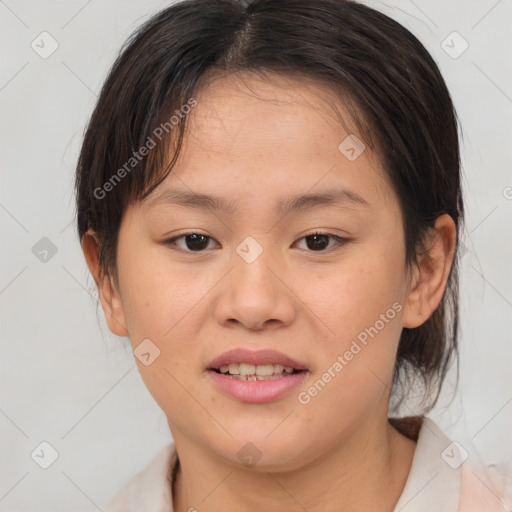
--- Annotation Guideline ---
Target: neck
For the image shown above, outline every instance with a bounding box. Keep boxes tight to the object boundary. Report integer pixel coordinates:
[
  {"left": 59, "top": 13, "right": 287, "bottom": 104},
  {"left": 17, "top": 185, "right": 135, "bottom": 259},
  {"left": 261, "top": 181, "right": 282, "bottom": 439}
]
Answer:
[{"left": 171, "top": 416, "right": 418, "bottom": 512}]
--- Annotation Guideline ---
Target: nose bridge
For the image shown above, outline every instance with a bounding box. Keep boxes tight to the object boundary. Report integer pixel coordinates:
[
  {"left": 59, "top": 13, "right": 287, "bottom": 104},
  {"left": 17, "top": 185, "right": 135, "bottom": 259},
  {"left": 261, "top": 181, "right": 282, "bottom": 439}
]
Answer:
[
  {"left": 232, "top": 233, "right": 281, "bottom": 296},
  {"left": 214, "top": 234, "right": 296, "bottom": 330}
]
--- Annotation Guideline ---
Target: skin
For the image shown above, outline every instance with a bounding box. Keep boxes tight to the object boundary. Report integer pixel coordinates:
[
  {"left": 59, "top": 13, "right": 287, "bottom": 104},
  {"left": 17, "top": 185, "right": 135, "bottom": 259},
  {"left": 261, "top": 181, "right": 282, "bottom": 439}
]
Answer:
[{"left": 82, "top": 71, "right": 456, "bottom": 512}]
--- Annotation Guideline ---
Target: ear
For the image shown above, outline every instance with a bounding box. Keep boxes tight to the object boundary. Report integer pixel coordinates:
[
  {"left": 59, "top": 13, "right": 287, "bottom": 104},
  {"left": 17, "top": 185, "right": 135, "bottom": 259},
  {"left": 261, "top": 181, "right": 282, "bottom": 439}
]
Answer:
[
  {"left": 402, "top": 214, "right": 457, "bottom": 328},
  {"left": 81, "top": 229, "right": 129, "bottom": 337}
]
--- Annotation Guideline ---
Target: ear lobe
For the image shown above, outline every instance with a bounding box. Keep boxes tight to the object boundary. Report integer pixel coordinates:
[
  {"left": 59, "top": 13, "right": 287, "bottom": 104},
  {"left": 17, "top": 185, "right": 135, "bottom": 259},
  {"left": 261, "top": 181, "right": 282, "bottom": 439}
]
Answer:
[
  {"left": 81, "top": 229, "right": 129, "bottom": 337},
  {"left": 402, "top": 214, "right": 457, "bottom": 329}
]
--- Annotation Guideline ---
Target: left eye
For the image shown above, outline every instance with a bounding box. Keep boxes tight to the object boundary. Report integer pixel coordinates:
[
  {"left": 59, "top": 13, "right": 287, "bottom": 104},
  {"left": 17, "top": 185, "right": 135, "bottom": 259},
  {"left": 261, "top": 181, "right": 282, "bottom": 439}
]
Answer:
[
  {"left": 163, "top": 231, "right": 349, "bottom": 253},
  {"left": 293, "top": 232, "right": 348, "bottom": 252}
]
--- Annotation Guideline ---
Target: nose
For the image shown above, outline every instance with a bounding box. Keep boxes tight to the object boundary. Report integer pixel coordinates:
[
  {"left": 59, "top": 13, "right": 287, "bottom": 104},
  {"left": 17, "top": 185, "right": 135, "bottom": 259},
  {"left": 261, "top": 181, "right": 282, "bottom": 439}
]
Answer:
[{"left": 214, "top": 244, "right": 297, "bottom": 332}]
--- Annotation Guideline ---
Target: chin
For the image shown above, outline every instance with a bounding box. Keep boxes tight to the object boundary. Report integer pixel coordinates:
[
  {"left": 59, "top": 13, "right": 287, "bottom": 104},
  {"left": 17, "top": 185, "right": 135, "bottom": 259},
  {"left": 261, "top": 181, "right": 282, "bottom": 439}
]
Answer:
[{"left": 210, "top": 430, "right": 311, "bottom": 472}]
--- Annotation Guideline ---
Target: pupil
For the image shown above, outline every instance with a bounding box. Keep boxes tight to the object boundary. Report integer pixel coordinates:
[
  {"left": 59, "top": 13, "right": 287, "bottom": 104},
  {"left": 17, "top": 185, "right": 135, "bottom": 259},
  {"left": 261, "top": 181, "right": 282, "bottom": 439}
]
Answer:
[
  {"left": 307, "top": 234, "right": 328, "bottom": 251},
  {"left": 186, "top": 234, "right": 209, "bottom": 251}
]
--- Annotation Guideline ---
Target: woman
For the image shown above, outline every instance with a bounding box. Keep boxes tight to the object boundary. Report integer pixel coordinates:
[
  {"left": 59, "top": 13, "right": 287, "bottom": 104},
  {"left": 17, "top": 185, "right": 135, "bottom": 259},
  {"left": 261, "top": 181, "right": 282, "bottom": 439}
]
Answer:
[{"left": 76, "top": 0, "right": 509, "bottom": 510}]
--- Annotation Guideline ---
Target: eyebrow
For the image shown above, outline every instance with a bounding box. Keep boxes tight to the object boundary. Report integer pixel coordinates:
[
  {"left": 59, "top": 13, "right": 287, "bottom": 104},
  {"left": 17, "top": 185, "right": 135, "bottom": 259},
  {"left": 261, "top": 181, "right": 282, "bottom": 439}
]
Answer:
[{"left": 145, "top": 187, "right": 370, "bottom": 215}]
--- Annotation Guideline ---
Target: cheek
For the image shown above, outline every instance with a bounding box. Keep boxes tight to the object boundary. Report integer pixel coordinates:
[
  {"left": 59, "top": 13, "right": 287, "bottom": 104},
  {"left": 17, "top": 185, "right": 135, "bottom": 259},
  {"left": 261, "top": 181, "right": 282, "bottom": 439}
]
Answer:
[
  {"left": 301, "top": 241, "right": 406, "bottom": 397},
  {"left": 119, "top": 245, "right": 209, "bottom": 339},
  {"left": 305, "top": 246, "right": 405, "bottom": 341},
  {"left": 294, "top": 273, "right": 403, "bottom": 446},
  {"left": 117, "top": 252, "right": 209, "bottom": 418}
]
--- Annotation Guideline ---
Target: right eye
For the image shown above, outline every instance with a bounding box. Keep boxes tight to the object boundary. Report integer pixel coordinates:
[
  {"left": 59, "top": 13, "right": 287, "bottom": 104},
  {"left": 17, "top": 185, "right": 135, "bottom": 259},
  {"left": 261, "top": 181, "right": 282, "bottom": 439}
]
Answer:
[{"left": 162, "top": 232, "right": 219, "bottom": 252}]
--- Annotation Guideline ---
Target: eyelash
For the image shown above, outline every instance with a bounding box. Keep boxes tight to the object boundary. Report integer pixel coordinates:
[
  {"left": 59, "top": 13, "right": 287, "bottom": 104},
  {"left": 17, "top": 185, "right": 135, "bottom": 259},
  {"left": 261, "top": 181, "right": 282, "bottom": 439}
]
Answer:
[{"left": 162, "top": 230, "right": 351, "bottom": 254}]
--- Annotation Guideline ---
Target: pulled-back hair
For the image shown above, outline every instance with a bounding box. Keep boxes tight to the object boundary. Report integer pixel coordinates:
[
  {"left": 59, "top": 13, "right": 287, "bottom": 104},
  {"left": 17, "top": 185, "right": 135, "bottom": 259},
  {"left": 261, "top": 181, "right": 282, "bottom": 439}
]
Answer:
[{"left": 75, "top": 0, "right": 463, "bottom": 433}]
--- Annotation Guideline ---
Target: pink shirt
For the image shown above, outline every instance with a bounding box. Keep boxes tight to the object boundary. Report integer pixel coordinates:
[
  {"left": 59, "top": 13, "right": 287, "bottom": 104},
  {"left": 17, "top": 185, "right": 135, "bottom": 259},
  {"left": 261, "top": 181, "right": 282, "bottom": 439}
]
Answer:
[{"left": 100, "top": 418, "right": 509, "bottom": 511}]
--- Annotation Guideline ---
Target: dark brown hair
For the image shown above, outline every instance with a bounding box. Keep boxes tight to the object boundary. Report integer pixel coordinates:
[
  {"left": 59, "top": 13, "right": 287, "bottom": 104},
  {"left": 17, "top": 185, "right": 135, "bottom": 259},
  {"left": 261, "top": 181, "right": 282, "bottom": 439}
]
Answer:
[{"left": 75, "top": 0, "right": 463, "bottom": 428}]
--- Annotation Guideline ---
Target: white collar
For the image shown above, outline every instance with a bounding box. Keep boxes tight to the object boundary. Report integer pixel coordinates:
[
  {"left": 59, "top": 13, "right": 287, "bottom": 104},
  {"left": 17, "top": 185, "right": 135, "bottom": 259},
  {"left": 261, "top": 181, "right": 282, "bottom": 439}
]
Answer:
[{"left": 392, "top": 417, "right": 461, "bottom": 512}]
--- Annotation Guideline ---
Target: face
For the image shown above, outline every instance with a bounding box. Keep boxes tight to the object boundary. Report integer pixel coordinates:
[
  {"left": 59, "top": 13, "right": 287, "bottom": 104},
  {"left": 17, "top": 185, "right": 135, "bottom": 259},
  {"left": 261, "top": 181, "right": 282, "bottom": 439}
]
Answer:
[{"left": 108, "top": 72, "right": 415, "bottom": 469}]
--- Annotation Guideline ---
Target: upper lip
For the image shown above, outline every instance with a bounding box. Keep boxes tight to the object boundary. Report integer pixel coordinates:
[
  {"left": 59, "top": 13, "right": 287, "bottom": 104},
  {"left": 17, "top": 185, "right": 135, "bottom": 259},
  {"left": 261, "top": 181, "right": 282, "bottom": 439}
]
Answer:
[{"left": 208, "top": 349, "right": 307, "bottom": 370}]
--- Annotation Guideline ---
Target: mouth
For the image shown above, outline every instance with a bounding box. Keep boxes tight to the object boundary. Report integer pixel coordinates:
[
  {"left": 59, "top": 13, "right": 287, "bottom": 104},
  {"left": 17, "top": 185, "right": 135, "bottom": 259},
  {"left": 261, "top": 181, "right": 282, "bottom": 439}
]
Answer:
[
  {"left": 207, "top": 348, "right": 308, "bottom": 377},
  {"left": 206, "top": 348, "right": 309, "bottom": 403}
]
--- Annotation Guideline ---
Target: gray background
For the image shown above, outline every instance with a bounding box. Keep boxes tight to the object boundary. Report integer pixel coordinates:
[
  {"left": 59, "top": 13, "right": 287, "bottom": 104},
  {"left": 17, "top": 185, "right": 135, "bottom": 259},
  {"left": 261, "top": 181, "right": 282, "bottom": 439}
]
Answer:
[{"left": 1, "top": 0, "right": 511, "bottom": 510}]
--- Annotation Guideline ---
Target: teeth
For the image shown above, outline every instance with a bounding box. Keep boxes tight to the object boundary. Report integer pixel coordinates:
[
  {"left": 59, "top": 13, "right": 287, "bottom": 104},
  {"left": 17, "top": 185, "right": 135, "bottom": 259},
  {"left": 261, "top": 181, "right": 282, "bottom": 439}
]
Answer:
[
  {"left": 217, "top": 363, "right": 298, "bottom": 379},
  {"left": 239, "top": 363, "right": 256, "bottom": 376},
  {"left": 232, "top": 374, "right": 287, "bottom": 381},
  {"left": 256, "top": 364, "right": 274, "bottom": 376},
  {"left": 228, "top": 363, "right": 240, "bottom": 375}
]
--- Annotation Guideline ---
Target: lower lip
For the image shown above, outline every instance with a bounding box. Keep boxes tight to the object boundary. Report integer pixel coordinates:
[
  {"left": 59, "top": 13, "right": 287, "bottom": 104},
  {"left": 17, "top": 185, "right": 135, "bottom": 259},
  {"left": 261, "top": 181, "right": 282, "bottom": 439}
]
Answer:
[{"left": 207, "top": 370, "right": 308, "bottom": 404}]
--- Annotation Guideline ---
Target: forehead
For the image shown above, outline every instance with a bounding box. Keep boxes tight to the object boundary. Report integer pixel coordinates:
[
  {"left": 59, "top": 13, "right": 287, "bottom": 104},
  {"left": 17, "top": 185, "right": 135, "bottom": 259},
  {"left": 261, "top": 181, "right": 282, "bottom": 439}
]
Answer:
[
  {"left": 142, "top": 71, "right": 394, "bottom": 214},
  {"left": 188, "top": 71, "right": 358, "bottom": 153}
]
